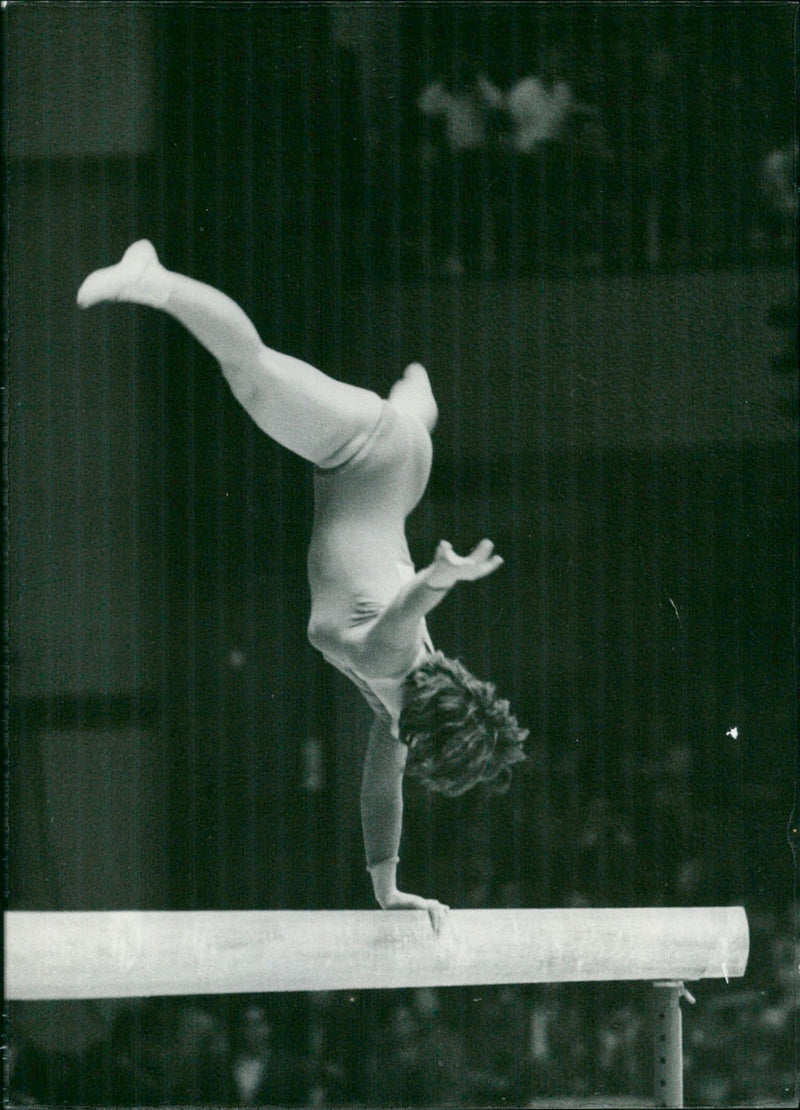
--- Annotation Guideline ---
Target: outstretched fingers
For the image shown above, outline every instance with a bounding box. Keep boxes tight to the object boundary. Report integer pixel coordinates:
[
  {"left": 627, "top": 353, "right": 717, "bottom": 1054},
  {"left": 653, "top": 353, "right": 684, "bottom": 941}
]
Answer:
[
  {"left": 424, "top": 899, "right": 450, "bottom": 934},
  {"left": 433, "top": 538, "right": 505, "bottom": 582},
  {"left": 475, "top": 553, "right": 505, "bottom": 579},
  {"left": 466, "top": 538, "right": 505, "bottom": 579}
]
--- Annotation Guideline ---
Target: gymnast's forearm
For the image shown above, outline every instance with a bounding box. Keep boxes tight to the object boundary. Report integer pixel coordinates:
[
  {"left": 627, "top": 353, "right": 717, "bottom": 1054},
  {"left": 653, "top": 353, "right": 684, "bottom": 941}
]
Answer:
[
  {"left": 366, "top": 568, "right": 452, "bottom": 662},
  {"left": 360, "top": 721, "right": 405, "bottom": 906},
  {"left": 361, "top": 788, "right": 403, "bottom": 892},
  {"left": 371, "top": 538, "right": 504, "bottom": 658},
  {"left": 360, "top": 722, "right": 449, "bottom": 926}
]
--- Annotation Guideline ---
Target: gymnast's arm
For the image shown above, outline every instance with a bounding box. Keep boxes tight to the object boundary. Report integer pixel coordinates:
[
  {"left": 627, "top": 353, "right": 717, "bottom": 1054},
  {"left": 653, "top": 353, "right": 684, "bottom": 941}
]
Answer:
[
  {"left": 358, "top": 539, "right": 504, "bottom": 674},
  {"left": 361, "top": 714, "right": 449, "bottom": 929}
]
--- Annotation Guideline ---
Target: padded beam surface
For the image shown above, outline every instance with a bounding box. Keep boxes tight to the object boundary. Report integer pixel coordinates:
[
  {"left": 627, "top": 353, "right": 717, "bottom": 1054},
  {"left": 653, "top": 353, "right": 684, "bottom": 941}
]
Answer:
[{"left": 5, "top": 906, "right": 749, "bottom": 1000}]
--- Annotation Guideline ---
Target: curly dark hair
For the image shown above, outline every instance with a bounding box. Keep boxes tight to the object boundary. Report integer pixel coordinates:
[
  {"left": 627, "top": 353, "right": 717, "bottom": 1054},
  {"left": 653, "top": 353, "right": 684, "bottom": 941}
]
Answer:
[{"left": 399, "top": 652, "right": 528, "bottom": 798}]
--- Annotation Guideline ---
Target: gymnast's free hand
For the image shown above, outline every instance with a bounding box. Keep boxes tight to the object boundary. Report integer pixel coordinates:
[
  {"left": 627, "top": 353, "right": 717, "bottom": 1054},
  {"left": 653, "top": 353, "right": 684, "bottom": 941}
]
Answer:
[{"left": 425, "top": 538, "right": 504, "bottom": 590}]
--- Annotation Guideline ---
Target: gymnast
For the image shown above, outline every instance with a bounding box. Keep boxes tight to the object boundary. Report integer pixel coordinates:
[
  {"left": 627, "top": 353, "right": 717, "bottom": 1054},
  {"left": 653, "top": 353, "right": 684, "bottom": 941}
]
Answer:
[{"left": 77, "top": 241, "right": 527, "bottom": 928}]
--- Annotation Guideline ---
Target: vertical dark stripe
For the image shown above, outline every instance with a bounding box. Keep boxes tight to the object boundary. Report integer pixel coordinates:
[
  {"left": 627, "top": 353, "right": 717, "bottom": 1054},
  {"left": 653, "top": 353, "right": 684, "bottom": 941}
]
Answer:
[
  {"left": 270, "top": 8, "right": 288, "bottom": 910},
  {"left": 184, "top": 12, "right": 200, "bottom": 908},
  {"left": 213, "top": 5, "right": 228, "bottom": 908},
  {"left": 242, "top": 0, "right": 258, "bottom": 912}
]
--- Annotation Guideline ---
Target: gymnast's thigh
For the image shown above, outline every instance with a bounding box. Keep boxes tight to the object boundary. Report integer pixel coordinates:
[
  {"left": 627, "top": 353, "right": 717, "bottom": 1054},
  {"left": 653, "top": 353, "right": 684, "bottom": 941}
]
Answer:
[{"left": 313, "top": 406, "right": 430, "bottom": 528}]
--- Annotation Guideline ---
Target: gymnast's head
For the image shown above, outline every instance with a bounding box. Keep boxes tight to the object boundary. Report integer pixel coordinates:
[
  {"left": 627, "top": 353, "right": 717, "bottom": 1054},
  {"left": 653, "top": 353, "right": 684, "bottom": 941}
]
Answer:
[{"left": 399, "top": 651, "right": 528, "bottom": 797}]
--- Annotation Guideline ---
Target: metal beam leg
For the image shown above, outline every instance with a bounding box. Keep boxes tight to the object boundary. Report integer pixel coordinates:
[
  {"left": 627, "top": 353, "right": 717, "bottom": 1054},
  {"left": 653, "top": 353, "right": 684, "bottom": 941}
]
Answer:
[{"left": 652, "top": 980, "right": 694, "bottom": 1108}]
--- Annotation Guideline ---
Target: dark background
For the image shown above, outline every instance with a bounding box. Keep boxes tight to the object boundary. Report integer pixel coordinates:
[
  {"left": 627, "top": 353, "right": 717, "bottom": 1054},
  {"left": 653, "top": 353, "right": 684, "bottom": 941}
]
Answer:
[{"left": 6, "top": 2, "right": 797, "bottom": 1106}]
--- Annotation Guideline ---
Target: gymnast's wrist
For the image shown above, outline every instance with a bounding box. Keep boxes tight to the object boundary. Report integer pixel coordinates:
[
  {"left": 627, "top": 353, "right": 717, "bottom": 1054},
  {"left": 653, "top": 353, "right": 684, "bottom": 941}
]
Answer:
[
  {"left": 424, "top": 568, "right": 454, "bottom": 592},
  {"left": 367, "top": 856, "right": 399, "bottom": 905}
]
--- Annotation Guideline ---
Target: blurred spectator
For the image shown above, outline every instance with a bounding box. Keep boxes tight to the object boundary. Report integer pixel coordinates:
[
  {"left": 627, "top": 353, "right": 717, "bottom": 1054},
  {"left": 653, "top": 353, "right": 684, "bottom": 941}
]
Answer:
[
  {"left": 759, "top": 141, "right": 798, "bottom": 235},
  {"left": 4, "top": 1041, "right": 33, "bottom": 1106},
  {"left": 108, "top": 1000, "right": 177, "bottom": 1106},
  {"left": 169, "top": 1002, "right": 233, "bottom": 1105},
  {"left": 607, "top": 41, "right": 687, "bottom": 271},
  {"left": 595, "top": 1003, "right": 647, "bottom": 1094},
  {"left": 757, "top": 140, "right": 797, "bottom": 384},
  {"left": 363, "top": 989, "right": 472, "bottom": 1106},
  {"left": 638, "top": 741, "right": 706, "bottom": 904},
  {"left": 506, "top": 64, "right": 575, "bottom": 155},
  {"left": 759, "top": 928, "right": 800, "bottom": 1033},
  {"left": 574, "top": 795, "right": 638, "bottom": 905},
  {"left": 559, "top": 106, "right": 613, "bottom": 270},
  {"left": 527, "top": 985, "right": 591, "bottom": 1098},
  {"left": 526, "top": 983, "right": 564, "bottom": 1094},
  {"left": 465, "top": 985, "right": 531, "bottom": 1104},
  {"left": 108, "top": 999, "right": 235, "bottom": 1106},
  {"left": 418, "top": 57, "right": 504, "bottom": 275},
  {"left": 306, "top": 992, "right": 349, "bottom": 1107},
  {"left": 499, "top": 47, "right": 600, "bottom": 272},
  {"left": 5, "top": 1037, "right": 45, "bottom": 1107},
  {"left": 231, "top": 1000, "right": 309, "bottom": 1107}
]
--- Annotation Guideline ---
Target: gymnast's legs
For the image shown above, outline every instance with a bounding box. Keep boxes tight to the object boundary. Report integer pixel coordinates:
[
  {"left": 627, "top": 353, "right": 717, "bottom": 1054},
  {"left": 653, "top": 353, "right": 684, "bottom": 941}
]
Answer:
[{"left": 77, "top": 240, "right": 437, "bottom": 466}]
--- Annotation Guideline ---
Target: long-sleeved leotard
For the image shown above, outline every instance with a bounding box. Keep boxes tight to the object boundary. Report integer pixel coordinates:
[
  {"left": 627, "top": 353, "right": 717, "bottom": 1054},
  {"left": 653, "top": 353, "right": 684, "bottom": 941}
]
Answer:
[
  {"left": 307, "top": 400, "right": 435, "bottom": 731},
  {"left": 76, "top": 241, "right": 444, "bottom": 883},
  {"left": 307, "top": 400, "right": 437, "bottom": 870}
]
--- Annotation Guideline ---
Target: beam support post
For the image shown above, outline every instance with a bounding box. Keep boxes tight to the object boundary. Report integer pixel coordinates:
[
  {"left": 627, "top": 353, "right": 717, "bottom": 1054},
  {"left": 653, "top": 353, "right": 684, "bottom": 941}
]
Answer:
[{"left": 652, "top": 980, "right": 694, "bottom": 1108}]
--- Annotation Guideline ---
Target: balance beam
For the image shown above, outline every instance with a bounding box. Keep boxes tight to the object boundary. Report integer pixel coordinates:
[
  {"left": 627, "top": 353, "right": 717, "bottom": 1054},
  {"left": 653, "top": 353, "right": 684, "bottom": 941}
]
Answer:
[
  {"left": 5, "top": 906, "right": 747, "bottom": 1000},
  {"left": 5, "top": 907, "right": 748, "bottom": 1110}
]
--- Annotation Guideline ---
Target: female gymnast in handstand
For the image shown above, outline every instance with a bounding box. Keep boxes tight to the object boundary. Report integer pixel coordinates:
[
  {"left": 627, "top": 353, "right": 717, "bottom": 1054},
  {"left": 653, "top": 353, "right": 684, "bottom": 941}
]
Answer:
[{"left": 77, "top": 241, "right": 527, "bottom": 928}]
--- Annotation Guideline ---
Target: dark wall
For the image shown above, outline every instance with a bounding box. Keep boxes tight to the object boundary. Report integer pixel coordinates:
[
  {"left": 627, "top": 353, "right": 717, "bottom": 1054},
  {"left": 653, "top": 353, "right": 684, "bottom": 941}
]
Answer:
[
  {"left": 6, "top": 0, "right": 169, "bottom": 911},
  {"left": 154, "top": 272, "right": 797, "bottom": 914},
  {"left": 7, "top": 2, "right": 796, "bottom": 925}
]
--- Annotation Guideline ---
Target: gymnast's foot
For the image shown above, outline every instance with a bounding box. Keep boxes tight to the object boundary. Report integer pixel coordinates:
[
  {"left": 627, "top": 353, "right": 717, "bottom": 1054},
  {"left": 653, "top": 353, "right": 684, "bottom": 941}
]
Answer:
[
  {"left": 389, "top": 362, "right": 438, "bottom": 434},
  {"left": 77, "top": 239, "right": 170, "bottom": 309}
]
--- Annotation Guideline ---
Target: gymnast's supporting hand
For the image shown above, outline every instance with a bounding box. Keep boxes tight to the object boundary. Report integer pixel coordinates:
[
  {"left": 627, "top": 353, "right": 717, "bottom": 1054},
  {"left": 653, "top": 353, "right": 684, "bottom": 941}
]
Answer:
[
  {"left": 360, "top": 717, "right": 449, "bottom": 931},
  {"left": 369, "top": 859, "right": 450, "bottom": 933}
]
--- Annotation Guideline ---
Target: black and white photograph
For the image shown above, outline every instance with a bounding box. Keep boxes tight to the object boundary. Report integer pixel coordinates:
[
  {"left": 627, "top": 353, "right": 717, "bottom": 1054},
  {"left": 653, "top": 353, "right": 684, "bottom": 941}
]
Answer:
[{"left": 4, "top": 2, "right": 798, "bottom": 1107}]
